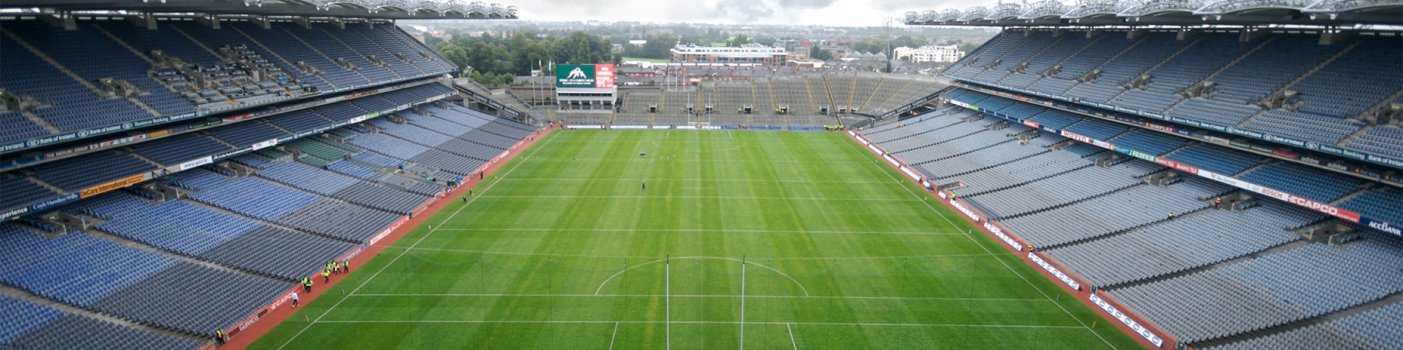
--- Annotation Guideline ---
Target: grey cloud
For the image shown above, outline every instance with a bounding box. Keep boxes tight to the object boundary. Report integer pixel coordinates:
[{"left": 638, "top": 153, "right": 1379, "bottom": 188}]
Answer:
[
  {"left": 776, "top": 0, "right": 837, "bottom": 9},
  {"left": 715, "top": 0, "right": 778, "bottom": 23},
  {"left": 865, "top": 0, "right": 972, "bottom": 12}
]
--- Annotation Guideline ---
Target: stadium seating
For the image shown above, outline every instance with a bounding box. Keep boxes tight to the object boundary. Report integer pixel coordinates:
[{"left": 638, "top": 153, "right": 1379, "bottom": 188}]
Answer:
[
  {"left": 129, "top": 134, "right": 233, "bottom": 166},
  {"left": 1345, "top": 125, "right": 1403, "bottom": 160},
  {"left": 207, "top": 120, "right": 293, "bottom": 147},
  {"left": 30, "top": 152, "right": 156, "bottom": 192},
  {"left": 1207, "top": 301, "right": 1403, "bottom": 350},
  {"left": 1048, "top": 202, "right": 1320, "bottom": 288},
  {"left": 1111, "top": 236, "right": 1403, "bottom": 343},
  {"left": 1025, "top": 109, "right": 1083, "bottom": 130},
  {"left": 0, "top": 295, "right": 202, "bottom": 349},
  {"left": 0, "top": 18, "right": 457, "bottom": 147},
  {"left": 257, "top": 161, "right": 429, "bottom": 214},
  {"left": 968, "top": 162, "right": 1147, "bottom": 219},
  {"left": 0, "top": 290, "right": 64, "bottom": 344},
  {"left": 866, "top": 84, "right": 1403, "bottom": 348},
  {"left": 1108, "top": 129, "right": 1186, "bottom": 156},
  {"left": 0, "top": 175, "right": 58, "bottom": 212},
  {"left": 1340, "top": 187, "right": 1403, "bottom": 229},
  {"left": 0, "top": 34, "right": 147, "bottom": 140},
  {"left": 942, "top": 29, "right": 1403, "bottom": 164},
  {"left": 1238, "top": 162, "right": 1363, "bottom": 202},
  {"left": 5, "top": 21, "right": 194, "bottom": 119},
  {"left": 91, "top": 262, "right": 289, "bottom": 335},
  {"left": 1062, "top": 118, "right": 1129, "bottom": 140},
  {"left": 1162, "top": 144, "right": 1263, "bottom": 175},
  {"left": 0, "top": 83, "right": 451, "bottom": 216},
  {"left": 0, "top": 223, "right": 178, "bottom": 306},
  {"left": 0, "top": 13, "right": 539, "bottom": 348}
]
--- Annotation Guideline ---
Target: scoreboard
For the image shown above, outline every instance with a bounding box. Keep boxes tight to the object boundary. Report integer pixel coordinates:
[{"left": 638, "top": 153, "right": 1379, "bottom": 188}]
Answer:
[{"left": 555, "top": 64, "right": 618, "bottom": 113}]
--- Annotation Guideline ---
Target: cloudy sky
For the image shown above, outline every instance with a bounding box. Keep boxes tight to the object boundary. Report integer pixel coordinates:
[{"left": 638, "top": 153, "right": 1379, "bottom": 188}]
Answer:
[{"left": 504, "top": 0, "right": 982, "bottom": 27}]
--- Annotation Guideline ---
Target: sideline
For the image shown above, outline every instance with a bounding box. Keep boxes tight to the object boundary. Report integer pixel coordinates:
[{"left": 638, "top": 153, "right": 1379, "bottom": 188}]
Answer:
[{"left": 219, "top": 124, "right": 557, "bottom": 350}]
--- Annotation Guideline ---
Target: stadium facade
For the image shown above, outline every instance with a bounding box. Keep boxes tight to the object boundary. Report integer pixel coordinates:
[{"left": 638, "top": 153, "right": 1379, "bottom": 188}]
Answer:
[
  {"left": 670, "top": 44, "right": 790, "bottom": 66},
  {"left": 877, "top": 0, "right": 1403, "bottom": 349}
]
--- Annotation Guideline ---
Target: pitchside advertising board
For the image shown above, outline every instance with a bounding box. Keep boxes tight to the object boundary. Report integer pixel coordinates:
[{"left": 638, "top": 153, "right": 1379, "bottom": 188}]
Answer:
[{"left": 555, "top": 64, "right": 616, "bottom": 89}]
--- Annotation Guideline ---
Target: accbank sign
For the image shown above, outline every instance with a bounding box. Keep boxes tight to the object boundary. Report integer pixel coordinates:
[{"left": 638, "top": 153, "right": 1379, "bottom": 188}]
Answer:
[{"left": 555, "top": 64, "right": 616, "bottom": 88}]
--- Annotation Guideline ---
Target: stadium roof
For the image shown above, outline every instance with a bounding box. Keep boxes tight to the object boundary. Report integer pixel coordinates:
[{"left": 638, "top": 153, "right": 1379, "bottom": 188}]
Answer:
[
  {"left": 0, "top": 0, "right": 518, "bottom": 20},
  {"left": 905, "top": 0, "right": 1403, "bottom": 27}
]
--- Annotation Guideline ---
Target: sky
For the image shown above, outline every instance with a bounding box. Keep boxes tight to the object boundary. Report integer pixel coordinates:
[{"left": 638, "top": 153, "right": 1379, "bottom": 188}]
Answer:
[{"left": 501, "top": 0, "right": 985, "bottom": 27}]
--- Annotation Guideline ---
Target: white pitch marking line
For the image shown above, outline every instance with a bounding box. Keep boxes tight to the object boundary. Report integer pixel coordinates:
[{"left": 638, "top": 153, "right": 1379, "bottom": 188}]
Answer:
[
  {"left": 349, "top": 293, "right": 1051, "bottom": 302},
  {"left": 430, "top": 227, "right": 973, "bottom": 237},
  {"left": 851, "top": 137, "right": 1120, "bottom": 350},
  {"left": 391, "top": 247, "right": 994, "bottom": 261},
  {"left": 787, "top": 323, "right": 798, "bottom": 350},
  {"left": 313, "top": 319, "right": 1086, "bottom": 329},
  {"left": 608, "top": 321, "right": 620, "bottom": 350},
  {"left": 496, "top": 177, "right": 890, "bottom": 185},
  {"left": 473, "top": 194, "right": 922, "bottom": 202},
  {"left": 274, "top": 133, "right": 558, "bottom": 350},
  {"left": 739, "top": 262, "right": 746, "bottom": 350},
  {"left": 594, "top": 256, "right": 810, "bottom": 297},
  {"left": 666, "top": 259, "right": 671, "bottom": 350}
]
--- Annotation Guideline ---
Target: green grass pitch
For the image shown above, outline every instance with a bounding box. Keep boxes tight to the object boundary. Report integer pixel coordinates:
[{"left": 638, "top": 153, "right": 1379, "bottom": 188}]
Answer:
[{"left": 250, "top": 131, "right": 1142, "bottom": 349}]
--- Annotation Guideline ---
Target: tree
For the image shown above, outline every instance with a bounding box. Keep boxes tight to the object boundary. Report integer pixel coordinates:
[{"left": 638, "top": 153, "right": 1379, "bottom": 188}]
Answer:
[
  {"left": 892, "top": 35, "right": 926, "bottom": 51},
  {"left": 429, "top": 28, "right": 628, "bottom": 81},
  {"left": 753, "top": 35, "right": 776, "bottom": 47},
  {"left": 507, "top": 32, "right": 539, "bottom": 76},
  {"left": 727, "top": 34, "right": 750, "bottom": 47},
  {"left": 957, "top": 42, "right": 980, "bottom": 55},
  {"left": 465, "top": 41, "right": 503, "bottom": 73},
  {"left": 436, "top": 43, "right": 469, "bottom": 70},
  {"left": 809, "top": 46, "right": 832, "bottom": 61}
]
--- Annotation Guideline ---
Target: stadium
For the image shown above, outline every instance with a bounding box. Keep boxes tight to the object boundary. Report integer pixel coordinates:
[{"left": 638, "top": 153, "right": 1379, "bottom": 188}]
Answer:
[{"left": 0, "top": 0, "right": 1400, "bottom": 349}]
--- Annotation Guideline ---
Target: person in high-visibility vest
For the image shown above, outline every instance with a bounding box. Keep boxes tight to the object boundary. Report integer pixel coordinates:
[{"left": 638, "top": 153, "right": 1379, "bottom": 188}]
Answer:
[
  {"left": 322, "top": 267, "right": 331, "bottom": 283},
  {"left": 215, "top": 328, "right": 225, "bottom": 345},
  {"left": 301, "top": 277, "right": 311, "bottom": 293}
]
